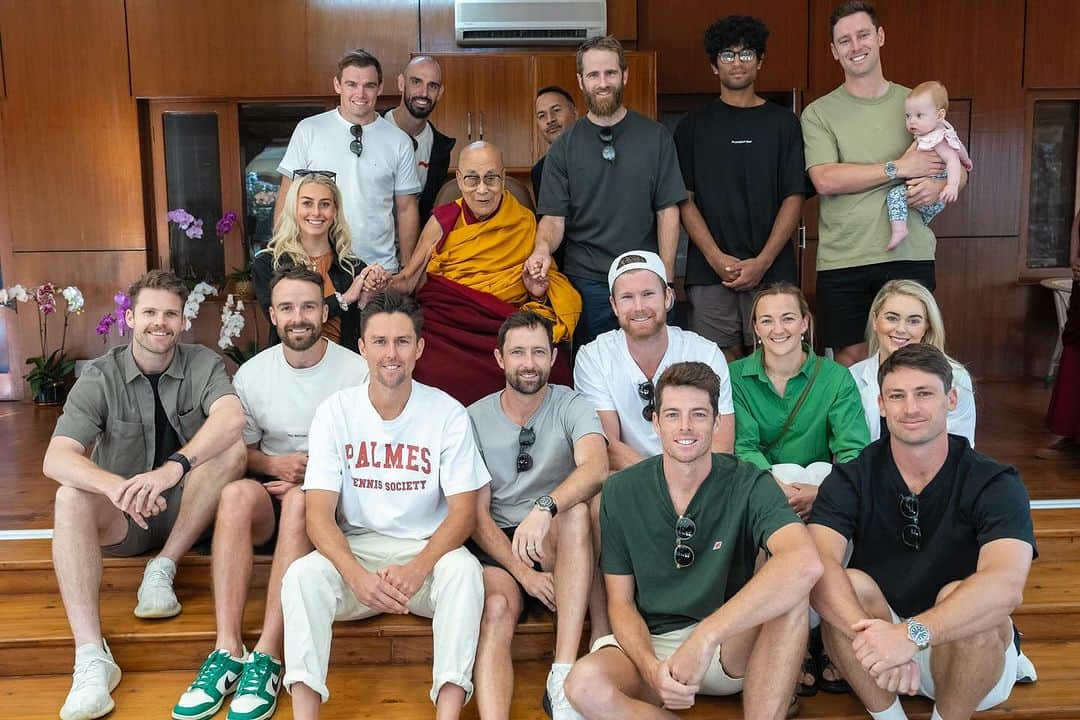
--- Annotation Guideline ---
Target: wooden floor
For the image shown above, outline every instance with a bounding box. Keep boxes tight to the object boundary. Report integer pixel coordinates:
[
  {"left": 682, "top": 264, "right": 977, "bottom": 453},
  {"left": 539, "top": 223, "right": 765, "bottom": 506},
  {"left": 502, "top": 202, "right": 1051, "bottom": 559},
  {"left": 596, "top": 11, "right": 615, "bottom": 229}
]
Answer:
[
  {"left": 1, "top": 380, "right": 1078, "bottom": 532},
  {"left": 1, "top": 381, "right": 1079, "bottom": 718}
]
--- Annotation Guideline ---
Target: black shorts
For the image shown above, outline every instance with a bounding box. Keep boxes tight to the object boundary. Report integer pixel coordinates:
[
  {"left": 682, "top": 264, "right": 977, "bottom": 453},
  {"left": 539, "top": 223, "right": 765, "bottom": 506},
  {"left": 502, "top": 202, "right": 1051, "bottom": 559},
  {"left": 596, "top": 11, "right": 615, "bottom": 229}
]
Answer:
[
  {"left": 816, "top": 260, "right": 936, "bottom": 349},
  {"left": 252, "top": 478, "right": 285, "bottom": 555},
  {"left": 465, "top": 526, "right": 546, "bottom": 618}
]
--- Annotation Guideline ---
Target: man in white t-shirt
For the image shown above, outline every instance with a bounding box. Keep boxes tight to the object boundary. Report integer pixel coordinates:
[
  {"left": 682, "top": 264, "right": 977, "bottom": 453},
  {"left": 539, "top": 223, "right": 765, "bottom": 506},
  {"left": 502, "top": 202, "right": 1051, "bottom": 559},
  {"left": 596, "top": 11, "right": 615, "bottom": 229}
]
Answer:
[
  {"left": 384, "top": 55, "right": 456, "bottom": 225},
  {"left": 276, "top": 49, "right": 422, "bottom": 272},
  {"left": 172, "top": 266, "right": 370, "bottom": 720},
  {"left": 574, "top": 250, "right": 735, "bottom": 471},
  {"left": 281, "top": 291, "right": 489, "bottom": 720},
  {"left": 467, "top": 310, "right": 608, "bottom": 720}
]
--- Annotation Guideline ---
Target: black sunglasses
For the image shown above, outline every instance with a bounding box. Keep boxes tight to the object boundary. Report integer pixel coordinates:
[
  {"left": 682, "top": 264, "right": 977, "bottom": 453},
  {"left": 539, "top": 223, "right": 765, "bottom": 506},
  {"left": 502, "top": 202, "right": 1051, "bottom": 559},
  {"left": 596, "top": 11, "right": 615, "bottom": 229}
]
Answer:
[
  {"left": 674, "top": 515, "right": 696, "bottom": 569},
  {"left": 599, "top": 126, "right": 616, "bottom": 162},
  {"left": 899, "top": 493, "right": 921, "bottom": 551},
  {"left": 517, "top": 426, "right": 536, "bottom": 472},
  {"left": 350, "top": 124, "right": 364, "bottom": 157},
  {"left": 293, "top": 169, "right": 337, "bottom": 180},
  {"left": 638, "top": 380, "right": 655, "bottom": 421}
]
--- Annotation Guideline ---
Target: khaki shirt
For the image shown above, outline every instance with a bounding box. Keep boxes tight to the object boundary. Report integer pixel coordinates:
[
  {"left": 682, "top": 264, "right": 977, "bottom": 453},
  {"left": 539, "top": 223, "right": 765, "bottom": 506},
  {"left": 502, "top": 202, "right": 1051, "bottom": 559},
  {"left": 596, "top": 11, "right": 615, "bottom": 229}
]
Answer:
[{"left": 52, "top": 344, "right": 235, "bottom": 478}]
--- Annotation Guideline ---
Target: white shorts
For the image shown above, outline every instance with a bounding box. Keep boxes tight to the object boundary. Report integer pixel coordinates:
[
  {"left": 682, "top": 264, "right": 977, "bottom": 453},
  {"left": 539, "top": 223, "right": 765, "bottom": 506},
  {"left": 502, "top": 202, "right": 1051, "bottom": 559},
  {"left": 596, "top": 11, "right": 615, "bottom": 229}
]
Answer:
[
  {"left": 590, "top": 623, "right": 743, "bottom": 696},
  {"left": 888, "top": 608, "right": 1017, "bottom": 711}
]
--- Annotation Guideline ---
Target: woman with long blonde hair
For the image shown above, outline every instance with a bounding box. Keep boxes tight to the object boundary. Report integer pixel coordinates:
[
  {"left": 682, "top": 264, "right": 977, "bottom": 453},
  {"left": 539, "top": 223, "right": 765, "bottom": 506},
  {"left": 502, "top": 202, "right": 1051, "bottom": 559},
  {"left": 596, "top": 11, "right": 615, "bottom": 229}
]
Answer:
[
  {"left": 252, "top": 171, "right": 388, "bottom": 351},
  {"left": 849, "top": 279, "right": 976, "bottom": 444}
]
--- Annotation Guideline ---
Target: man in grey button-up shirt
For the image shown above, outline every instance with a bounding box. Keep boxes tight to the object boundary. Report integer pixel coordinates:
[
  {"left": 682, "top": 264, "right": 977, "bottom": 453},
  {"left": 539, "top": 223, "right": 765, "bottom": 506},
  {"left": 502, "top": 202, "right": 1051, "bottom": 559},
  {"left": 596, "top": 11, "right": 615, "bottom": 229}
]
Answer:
[{"left": 43, "top": 270, "right": 245, "bottom": 720}]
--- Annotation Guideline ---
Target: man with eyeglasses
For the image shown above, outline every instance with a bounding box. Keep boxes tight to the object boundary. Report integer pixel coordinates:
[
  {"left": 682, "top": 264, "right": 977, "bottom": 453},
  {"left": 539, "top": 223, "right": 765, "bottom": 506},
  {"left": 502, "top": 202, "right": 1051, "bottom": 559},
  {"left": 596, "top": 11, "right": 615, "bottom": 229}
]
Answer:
[
  {"left": 564, "top": 360, "right": 821, "bottom": 719},
  {"left": 574, "top": 251, "right": 734, "bottom": 472},
  {"left": 392, "top": 141, "right": 582, "bottom": 405},
  {"left": 384, "top": 55, "right": 456, "bottom": 224},
  {"left": 527, "top": 35, "right": 686, "bottom": 348},
  {"left": 276, "top": 48, "right": 421, "bottom": 272},
  {"left": 802, "top": 2, "right": 966, "bottom": 368},
  {"left": 466, "top": 310, "right": 607, "bottom": 720},
  {"left": 676, "top": 15, "right": 810, "bottom": 362},
  {"left": 809, "top": 343, "right": 1036, "bottom": 720}
]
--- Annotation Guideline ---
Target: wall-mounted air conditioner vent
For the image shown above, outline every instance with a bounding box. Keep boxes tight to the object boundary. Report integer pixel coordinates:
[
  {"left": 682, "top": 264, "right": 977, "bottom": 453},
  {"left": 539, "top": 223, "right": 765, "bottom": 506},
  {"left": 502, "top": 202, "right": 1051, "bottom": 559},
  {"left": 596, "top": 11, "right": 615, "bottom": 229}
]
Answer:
[{"left": 455, "top": 0, "right": 607, "bottom": 47}]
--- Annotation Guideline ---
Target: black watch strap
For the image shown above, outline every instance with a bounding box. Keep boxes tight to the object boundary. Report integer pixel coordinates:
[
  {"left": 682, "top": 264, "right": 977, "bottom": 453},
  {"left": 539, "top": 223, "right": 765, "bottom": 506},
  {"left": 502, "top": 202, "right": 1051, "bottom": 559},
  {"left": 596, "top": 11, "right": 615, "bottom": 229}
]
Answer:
[
  {"left": 167, "top": 452, "right": 191, "bottom": 476},
  {"left": 535, "top": 494, "right": 558, "bottom": 517}
]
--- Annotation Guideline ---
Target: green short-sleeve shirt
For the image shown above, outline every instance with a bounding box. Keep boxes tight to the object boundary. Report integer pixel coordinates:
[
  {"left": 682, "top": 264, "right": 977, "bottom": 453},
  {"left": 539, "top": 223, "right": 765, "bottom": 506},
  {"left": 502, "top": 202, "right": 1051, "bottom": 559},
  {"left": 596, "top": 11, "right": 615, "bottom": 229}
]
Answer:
[
  {"left": 52, "top": 343, "right": 235, "bottom": 478},
  {"left": 801, "top": 83, "right": 936, "bottom": 271},
  {"left": 600, "top": 453, "right": 800, "bottom": 635}
]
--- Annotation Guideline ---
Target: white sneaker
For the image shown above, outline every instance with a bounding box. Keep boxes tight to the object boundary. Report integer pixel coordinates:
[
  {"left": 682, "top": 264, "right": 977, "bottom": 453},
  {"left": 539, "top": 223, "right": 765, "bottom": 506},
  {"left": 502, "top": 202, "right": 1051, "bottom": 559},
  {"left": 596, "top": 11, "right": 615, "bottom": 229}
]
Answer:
[
  {"left": 135, "top": 556, "right": 181, "bottom": 618},
  {"left": 544, "top": 663, "right": 583, "bottom": 720},
  {"left": 59, "top": 639, "right": 122, "bottom": 720},
  {"left": 1016, "top": 651, "right": 1038, "bottom": 683}
]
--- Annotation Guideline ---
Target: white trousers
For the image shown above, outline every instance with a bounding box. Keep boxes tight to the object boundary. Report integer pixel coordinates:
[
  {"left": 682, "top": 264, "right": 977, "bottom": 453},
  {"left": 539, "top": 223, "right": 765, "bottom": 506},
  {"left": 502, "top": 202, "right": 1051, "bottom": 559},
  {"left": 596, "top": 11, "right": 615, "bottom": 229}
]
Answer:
[{"left": 281, "top": 533, "right": 484, "bottom": 704}]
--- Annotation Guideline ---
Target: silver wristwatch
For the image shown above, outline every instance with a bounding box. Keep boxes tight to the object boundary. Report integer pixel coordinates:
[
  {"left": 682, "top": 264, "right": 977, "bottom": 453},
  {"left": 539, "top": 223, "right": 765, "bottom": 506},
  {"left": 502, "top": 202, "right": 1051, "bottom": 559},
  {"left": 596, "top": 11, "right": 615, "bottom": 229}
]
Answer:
[
  {"left": 905, "top": 618, "right": 931, "bottom": 651},
  {"left": 884, "top": 160, "right": 899, "bottom": 181}
]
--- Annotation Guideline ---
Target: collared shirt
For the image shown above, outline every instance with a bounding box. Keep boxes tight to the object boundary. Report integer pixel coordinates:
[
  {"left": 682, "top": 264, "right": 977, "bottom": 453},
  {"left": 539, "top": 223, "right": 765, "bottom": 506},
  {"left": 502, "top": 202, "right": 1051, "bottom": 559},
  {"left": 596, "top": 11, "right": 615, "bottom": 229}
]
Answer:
[
  {"left": 730, "top": 346, "right": 869, "bottom": 470},
  {"left": 53, "top": 343, "right": 235, "bottom": 478}
]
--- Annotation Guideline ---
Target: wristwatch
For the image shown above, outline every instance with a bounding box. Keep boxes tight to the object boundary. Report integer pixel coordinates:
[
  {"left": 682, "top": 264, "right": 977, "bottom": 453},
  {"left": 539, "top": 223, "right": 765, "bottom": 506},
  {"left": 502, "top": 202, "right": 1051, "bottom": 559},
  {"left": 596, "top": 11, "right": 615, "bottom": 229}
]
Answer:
[
  {"left": 884, "top": 160, "right": 899, "bottom": 181},
  {"left": 334, "top": 292, "right": 349, "bottom": 312},
  {"left": 535, "top": 494, "right": 558, "bottom": 518},
  {"left": 166, "top": 452, "right": 191, "bottom": 476},
  {"left": 905, "top": 618, "right": 931, "bottom": 651}
]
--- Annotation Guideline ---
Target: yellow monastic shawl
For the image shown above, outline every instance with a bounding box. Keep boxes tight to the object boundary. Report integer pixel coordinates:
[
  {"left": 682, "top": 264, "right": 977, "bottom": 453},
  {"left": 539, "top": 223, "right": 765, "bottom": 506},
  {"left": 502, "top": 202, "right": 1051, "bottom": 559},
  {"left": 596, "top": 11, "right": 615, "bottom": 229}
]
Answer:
[{"left": 426, "top": 192, "right": 581, "bottom": 343}]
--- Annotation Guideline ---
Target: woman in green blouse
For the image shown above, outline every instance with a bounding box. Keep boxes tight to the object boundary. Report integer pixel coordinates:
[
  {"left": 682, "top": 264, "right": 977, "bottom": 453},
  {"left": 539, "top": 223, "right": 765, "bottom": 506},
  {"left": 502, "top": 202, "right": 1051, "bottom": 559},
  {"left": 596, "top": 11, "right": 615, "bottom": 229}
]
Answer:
[
  {"left": 730, "top": 283, "right": 870, "bottom": 520},
  {"left": 730, "top": 283, "right": 870, "bottom": 697}
]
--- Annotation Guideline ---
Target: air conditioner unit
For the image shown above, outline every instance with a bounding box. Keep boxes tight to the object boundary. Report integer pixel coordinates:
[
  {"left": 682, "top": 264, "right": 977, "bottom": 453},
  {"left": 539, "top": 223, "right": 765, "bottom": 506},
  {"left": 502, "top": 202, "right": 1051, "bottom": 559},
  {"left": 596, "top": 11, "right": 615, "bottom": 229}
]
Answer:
[{"left": 455, "top": 0, "right": 607, "bottom": 46}]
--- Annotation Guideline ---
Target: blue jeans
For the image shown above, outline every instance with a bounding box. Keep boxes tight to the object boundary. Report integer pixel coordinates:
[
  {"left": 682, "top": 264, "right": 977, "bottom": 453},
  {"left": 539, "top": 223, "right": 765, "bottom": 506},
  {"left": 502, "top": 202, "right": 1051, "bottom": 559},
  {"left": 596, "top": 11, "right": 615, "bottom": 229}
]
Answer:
[{"left": 569, "top": 275, "right": 618, "bottom": 349}]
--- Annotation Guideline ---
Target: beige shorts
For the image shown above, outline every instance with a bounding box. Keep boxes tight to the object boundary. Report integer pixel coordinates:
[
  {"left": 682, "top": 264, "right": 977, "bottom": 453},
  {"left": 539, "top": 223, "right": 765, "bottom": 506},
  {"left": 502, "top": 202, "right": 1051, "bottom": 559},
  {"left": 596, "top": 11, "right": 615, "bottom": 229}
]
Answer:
[
  {"left": 888, "top": 608, "right": 1017, "bottom": 710},
  {"left": 590, "top": 623, "right": 743, "bottom": 696}
]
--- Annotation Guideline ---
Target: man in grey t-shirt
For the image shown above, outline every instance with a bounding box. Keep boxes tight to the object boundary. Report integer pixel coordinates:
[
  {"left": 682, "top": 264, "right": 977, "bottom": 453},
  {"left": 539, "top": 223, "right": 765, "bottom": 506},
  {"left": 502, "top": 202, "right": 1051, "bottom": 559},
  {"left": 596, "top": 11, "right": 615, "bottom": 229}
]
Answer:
[
  {"left": 528, "top": 36, "right": 686, "bottom": 347},
  {"left": 467, "top": 311, "right": 608, "bottom": 720}
]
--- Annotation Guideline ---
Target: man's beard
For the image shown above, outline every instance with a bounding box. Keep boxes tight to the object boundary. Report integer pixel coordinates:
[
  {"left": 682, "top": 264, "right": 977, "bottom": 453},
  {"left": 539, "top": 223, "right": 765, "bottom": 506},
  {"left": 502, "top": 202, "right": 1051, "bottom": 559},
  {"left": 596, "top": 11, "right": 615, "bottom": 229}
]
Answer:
[
  {"left": 584, "top": 83, "right": 623, "bottom": 117},
  {"left": 279, "top": 323, "right": 322, "bottom": 351},
  {"left": 508, "top": 368, "right": 549, "bottom": 395},
  {"left": 405, "top": 94, "right": 434, "bottom": 119}
]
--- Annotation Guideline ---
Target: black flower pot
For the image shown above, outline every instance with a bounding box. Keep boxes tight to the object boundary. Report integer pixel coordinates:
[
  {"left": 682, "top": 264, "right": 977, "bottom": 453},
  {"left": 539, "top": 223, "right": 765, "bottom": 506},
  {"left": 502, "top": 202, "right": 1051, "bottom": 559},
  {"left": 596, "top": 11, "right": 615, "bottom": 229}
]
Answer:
[{"left": 33, "top": 381, "right": 67, "bottom": 406}]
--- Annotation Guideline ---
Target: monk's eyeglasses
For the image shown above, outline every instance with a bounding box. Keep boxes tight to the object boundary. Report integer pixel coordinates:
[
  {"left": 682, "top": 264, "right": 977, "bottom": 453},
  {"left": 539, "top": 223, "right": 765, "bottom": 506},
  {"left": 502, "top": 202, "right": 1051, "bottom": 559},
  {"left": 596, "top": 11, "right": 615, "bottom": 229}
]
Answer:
[{"left": 460, "top": 173, "right": 504, "bottom": 190}]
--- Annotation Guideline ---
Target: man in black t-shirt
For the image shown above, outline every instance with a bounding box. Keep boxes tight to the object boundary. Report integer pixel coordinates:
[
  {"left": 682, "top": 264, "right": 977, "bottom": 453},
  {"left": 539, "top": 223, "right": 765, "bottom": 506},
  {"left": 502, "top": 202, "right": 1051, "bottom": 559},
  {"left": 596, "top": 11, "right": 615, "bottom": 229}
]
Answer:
[
  {"left": 531, "top": 85, "right": 577, "bottom": 205},
  {"left": 809, "top": 344, "right": 1036, "bottom": 720},
  {"left": 529, "top": 36, "right": 687, "bottom": 348},
  {"left": 675, "top": 15, "right": 809, "bottom": 361}
]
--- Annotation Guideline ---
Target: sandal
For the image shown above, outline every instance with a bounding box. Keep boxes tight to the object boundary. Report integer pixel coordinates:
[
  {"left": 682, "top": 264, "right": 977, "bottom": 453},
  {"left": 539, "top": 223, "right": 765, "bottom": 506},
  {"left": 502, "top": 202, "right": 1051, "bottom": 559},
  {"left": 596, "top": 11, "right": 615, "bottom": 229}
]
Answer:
[
  {"left": 796, "top": 648, "right": 818, "bottom": 697},
  {"left": 818, "top": 650, "right": 851, "bottom": 694}
]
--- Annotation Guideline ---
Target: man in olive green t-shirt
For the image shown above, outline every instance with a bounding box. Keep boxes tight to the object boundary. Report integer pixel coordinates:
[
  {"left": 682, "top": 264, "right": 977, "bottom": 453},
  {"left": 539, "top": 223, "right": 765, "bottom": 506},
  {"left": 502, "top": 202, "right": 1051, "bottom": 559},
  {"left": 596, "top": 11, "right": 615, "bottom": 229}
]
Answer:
[
  {"left": 801, "top": 2, "right": 965, "bottom": 367},
  {"left": 564, "top": 361, "right": 823, "bottom": 719}
]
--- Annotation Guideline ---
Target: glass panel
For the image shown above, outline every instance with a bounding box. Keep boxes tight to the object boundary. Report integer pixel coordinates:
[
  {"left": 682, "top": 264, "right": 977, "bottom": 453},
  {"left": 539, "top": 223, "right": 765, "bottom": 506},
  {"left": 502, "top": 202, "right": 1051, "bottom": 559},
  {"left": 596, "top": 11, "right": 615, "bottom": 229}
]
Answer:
[
  {"left": 1028, "top": 100, "right": 1079, "bottom": 269},
  {"left": 163, "top": 113, "right": 225, "bottom": 282},
  {"left": 238, "top": 104, "right": 329, "bottom": 259},
  {"left": 0, "top": 262, "right": 9, "bottom": 373}
]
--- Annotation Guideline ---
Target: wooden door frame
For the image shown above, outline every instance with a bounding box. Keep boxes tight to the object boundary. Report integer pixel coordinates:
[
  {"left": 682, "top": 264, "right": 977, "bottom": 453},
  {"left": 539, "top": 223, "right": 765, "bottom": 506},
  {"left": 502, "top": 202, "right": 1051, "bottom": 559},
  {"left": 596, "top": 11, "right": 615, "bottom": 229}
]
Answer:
[{"left": 0, "top": 98, "right": 21, "bottom": 399}]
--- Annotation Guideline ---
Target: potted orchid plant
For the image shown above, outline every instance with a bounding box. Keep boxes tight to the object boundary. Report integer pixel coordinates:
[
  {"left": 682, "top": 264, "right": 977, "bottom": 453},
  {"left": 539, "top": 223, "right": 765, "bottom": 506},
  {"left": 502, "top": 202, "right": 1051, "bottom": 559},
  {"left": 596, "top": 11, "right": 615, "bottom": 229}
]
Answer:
[{"left": 1, "top": 282, "right": 84, "bottom": 404}]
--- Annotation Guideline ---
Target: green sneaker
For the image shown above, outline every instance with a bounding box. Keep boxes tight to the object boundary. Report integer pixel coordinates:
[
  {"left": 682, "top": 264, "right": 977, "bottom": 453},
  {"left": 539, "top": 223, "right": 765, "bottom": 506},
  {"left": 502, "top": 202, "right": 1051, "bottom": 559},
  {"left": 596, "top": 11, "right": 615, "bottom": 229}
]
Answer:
[
  {"left": 172, "top": 648, "right": 245, "bottom": 720},
  {"left": 226, "top": 651, "right": 282, "bottom": 720}
]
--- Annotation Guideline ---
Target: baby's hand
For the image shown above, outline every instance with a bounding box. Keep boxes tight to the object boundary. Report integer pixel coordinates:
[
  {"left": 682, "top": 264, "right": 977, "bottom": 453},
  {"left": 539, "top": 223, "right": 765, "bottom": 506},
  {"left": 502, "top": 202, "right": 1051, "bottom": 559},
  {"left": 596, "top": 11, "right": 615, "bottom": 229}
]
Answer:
[{"left": 939, "top": 184, "right": 959, "bottom": 204}]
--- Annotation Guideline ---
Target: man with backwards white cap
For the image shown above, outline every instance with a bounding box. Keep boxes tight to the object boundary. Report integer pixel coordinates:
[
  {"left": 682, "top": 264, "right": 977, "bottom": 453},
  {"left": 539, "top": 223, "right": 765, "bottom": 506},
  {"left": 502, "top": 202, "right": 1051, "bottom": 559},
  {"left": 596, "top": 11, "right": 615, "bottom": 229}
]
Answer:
[{"left": 574, "top": 250, "right": 735, "bottom": 471}]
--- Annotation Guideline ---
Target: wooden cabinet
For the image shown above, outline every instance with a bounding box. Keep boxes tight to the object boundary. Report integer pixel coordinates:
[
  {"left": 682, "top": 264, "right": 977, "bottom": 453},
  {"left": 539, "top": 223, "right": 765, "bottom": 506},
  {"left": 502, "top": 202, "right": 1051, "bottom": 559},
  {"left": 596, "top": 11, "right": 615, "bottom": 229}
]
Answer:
[
  {"left": 127, "top": 0, "right": 421, "bottom": 98},
  {"left": 428, "top": 51, "right": 656, "bottom": 170},
  {"left": 429, "top": 55, "right": 534, "bottom": 168},
  {"left": 638, "top": 0, "right": 808, "bottom": 94},
  {"left": 1024, "top": 0, "right": 1080, "bottom": 89},
  {"left": 0, "top": 0, "right": 144, "bottom": 252}
]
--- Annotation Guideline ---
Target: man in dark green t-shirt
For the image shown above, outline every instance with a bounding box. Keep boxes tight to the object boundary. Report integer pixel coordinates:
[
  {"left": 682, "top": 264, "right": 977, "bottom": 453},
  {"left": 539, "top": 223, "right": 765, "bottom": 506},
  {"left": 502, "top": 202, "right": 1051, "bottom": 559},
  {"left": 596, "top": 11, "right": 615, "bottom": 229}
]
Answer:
[{"left": 564, "top": 361, "right": 823, "bottom": 718}]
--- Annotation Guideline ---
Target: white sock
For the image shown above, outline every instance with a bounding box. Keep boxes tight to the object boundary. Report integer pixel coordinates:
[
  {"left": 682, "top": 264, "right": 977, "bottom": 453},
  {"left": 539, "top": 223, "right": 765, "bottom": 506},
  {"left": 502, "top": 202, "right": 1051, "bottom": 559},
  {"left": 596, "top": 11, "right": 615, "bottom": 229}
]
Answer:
[
  {"left": 930, "top": 708, "right": 944, "bottom": 720},
  {"left": 869, "top": 698, "right": 909, "bottom": 720}
]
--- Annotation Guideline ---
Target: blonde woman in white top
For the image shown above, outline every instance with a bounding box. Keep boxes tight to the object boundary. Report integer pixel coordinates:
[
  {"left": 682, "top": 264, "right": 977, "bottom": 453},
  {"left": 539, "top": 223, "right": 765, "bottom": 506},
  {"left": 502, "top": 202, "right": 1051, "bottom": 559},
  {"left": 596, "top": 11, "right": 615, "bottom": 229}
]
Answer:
[{"left": 848, "top": 279, "right": 976, "bottom": 446}]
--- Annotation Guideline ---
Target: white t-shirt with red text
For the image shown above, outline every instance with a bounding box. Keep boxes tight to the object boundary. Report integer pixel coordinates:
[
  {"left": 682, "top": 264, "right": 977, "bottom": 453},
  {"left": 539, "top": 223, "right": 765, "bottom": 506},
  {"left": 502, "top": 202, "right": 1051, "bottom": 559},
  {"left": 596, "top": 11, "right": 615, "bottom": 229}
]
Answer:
[{"left": 304, "top": 380, "right": 491, "bottom": 539}]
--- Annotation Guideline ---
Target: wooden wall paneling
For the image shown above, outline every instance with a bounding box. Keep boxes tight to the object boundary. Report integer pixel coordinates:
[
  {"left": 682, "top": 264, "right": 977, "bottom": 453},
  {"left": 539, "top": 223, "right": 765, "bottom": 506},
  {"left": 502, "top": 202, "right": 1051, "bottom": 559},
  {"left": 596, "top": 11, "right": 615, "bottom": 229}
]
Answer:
[
  {"left": 127, "top": 0, "right": 309, "bottom": 98},
  {"left": 469, "top": 55, "right": 534, "bottom": 169},
  {"left": 0, "top": 100, "right": 18, "bottom": 398},
  {"left": 306, "top": 1, "right": 422, "bottom": 93},
  {"left": 1024, "top": 0, "right": 1080, "bottom": 89},
  {"left": 147, "top": 102, "right": 246, "bottom": 277},
  {"left": 0, "top": 0, "right": 144, "bottom": 252},
  {"left": 425, "top": 55, "right": 476, "bottom": 167},
  {"left": 421, "top": 0, "right": 633, "bottom": 53},
  {"left": 638, "top": 0, "right": 808, "bottom": 94},
  {"left": 9, "top": 251, "right": 149, "bottom": 377}
]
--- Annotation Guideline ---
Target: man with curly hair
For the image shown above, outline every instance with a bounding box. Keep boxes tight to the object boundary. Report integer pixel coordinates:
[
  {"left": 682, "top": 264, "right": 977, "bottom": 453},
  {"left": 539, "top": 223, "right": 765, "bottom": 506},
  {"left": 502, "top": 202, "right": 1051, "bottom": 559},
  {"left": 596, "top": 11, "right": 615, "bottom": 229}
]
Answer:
[{"left": 676, "top": 15, "right": 809, "bottom": 362}]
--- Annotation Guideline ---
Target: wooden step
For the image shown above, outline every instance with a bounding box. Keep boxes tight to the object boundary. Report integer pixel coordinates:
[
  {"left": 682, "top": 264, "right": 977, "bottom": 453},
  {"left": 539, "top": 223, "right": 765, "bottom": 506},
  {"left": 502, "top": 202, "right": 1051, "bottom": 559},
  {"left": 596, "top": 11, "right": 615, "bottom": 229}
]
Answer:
[
  {"left": 2, "top": 506, "right": 1075, "bottom": 593},
  {"left": 0, "top": 590, "right": 559, "bottom": 676},
  {"left": 2, "top": 642, "right": 1077, "bottom": 720}
]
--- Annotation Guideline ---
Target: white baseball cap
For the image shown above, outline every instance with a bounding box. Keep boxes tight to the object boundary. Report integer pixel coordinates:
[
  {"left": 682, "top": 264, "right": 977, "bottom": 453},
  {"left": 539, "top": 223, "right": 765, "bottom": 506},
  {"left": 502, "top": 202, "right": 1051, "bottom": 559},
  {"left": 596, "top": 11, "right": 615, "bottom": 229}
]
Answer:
[{"left": 608, "top": 250, "right": 667, "bottom": 293}]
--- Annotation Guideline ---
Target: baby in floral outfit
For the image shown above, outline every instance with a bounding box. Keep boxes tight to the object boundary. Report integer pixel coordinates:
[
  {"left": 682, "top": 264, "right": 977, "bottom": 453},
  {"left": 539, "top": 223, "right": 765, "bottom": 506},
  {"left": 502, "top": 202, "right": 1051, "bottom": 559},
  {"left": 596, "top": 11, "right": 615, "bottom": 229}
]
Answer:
[{"left": 887, "top": 81, "right": 973, "bottom": 250}]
